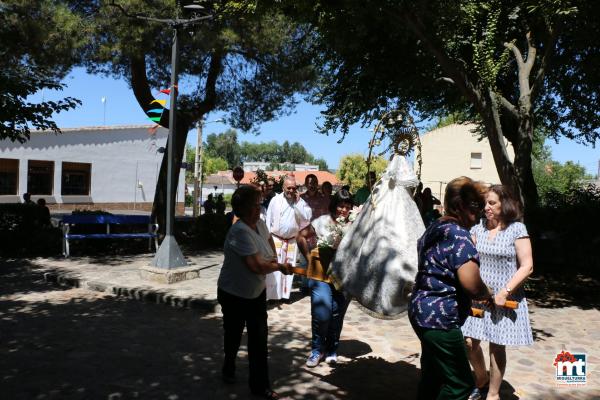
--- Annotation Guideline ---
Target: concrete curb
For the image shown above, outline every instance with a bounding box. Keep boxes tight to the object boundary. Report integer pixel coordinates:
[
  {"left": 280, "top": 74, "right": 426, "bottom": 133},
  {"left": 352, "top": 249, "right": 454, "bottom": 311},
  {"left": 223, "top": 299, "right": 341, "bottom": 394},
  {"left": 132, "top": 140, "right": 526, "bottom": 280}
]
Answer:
[{"left": 43, "top": 271, "right": 218, "bottom": 314}]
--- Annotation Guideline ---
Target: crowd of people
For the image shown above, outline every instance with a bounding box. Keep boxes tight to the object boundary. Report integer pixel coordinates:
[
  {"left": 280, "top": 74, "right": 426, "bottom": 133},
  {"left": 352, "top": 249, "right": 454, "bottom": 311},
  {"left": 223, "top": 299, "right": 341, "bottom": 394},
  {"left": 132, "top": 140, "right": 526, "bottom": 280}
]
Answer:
[{"left": 216, "top": 172, "right": 534, "bottom": 400}]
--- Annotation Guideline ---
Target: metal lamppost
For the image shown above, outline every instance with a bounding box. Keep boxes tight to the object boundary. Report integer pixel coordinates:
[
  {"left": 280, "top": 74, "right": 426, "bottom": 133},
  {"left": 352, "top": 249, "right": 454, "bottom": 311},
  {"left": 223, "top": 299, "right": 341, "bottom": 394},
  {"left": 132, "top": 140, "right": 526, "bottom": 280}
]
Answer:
[
  {"left": 151, "top": 5, "right": 212, "bottom": 268},
  {"left": 108, "top": 1, "right": 211, "bottom": 269},
  {"left": 119, "top": 5, "right": 209, "bottom": 270},
  {"left": 193, "top": 118, "right": 223, "bottom": 217}
]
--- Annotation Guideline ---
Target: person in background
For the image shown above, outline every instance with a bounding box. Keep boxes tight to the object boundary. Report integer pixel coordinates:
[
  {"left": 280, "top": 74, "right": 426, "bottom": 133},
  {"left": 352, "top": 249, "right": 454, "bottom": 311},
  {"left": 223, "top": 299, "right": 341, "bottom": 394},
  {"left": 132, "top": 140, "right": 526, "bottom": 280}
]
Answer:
[
  {"left": 408, "top": 176, "right": 493, "bottom": 400},
  {"left": 264, "top": 176, "right": 312, "bottom": 300},
  {"left": 420, "top": 187, "right": 442, "bottom": 226},
  {"left": 353, "top": 171, "right": 377, "bottom": 206},
  {"left": 217, "top": 185, "right": 293, "bottom": 400},
  {"left": 321, "top": 181, "right": 333, "bottom": 204},
  {"left": 298, "top": 174, "right": 330, "bottom": 294},
  {"left": 216, "top": 193, "right": 226, "bottom": 215},
  {"left": 36, "top": 198, "right": 51, "bottom": 227},
  {"left": 461, "top": 185, "right": 534, "bottom": 400},
  {"left": 22, "top": 192, "right": 34, "bottom": 205},
  {"left": 203, "top": 193, "right": 215, "bottom": 214},
  {"left": 261, "top": 179, "right": 276, "bottom": 209},
  {"left": 301, "top": 174, "right": 329, "bottom": 221},
  {"left": 296, "top": 189, "right": 354, "bottom": 367}
]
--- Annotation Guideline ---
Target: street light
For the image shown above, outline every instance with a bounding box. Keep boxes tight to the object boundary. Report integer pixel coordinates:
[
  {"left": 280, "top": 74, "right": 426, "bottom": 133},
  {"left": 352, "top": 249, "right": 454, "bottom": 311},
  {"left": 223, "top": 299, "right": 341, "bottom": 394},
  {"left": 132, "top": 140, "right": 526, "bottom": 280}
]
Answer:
[
  {"left": 110, "top": 1, "right": 213, "bottom": 269},
  {"left": 193, "top": 118, "right": 224, "bottom": 217}
]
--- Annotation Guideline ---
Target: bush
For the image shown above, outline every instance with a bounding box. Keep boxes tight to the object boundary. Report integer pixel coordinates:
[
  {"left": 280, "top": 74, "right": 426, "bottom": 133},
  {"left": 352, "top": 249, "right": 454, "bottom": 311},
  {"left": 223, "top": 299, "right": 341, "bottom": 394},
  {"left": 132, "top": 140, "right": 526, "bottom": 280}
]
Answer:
[
  {"left": 528, "top": 184, "right": 600, "bottom": 277},
  {"left": 190, "top": 213, "right": 230, "bottom": 249},
  {"left": 0, "top": 203, "right": 62, "bottom": 256}
]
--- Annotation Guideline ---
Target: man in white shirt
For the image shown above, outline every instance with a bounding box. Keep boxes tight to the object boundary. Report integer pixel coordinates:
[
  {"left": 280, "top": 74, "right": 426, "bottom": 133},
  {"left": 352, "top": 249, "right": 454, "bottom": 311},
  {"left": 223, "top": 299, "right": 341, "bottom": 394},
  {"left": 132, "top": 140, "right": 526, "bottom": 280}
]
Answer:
[{"left": 265, "top": 176, "right": 312, "bottom": 300}]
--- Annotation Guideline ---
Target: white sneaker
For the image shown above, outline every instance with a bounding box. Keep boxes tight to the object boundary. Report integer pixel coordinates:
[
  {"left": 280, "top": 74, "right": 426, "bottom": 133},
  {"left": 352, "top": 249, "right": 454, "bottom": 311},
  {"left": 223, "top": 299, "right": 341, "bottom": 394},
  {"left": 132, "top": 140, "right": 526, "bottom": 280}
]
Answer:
[
  {"left": 325, "top": 353, "right": 337, "bottom": 364},
  {"left": 306, "top": 351, "right": 324, "bottom": 368}
]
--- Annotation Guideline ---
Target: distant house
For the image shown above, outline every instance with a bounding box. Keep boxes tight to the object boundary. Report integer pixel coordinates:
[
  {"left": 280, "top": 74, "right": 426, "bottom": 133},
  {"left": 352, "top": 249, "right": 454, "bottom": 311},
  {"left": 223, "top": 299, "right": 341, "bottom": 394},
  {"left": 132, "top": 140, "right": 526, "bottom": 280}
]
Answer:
[
  {"left": 416, "top": 123, "right": 514, "bottom": 201},
  {"left": 0, "top": 125, "right": 186, "bottom": 214},
  {"left": 201, "top": 172, "right": 238, "bottom": 200}
]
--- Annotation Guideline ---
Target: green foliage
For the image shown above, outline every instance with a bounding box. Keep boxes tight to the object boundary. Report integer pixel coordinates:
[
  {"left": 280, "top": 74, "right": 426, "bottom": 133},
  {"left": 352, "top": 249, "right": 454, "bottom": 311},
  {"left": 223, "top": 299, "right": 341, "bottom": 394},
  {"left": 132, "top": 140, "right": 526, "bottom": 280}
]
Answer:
[
  {"left": 203, "top": 156, "right": 229, "bottom": 177},
  {"left": 336, "top": 154, "right": 387, "bottom": 193},
  {"left": 0, "top": 0, "right": 87, "bottom": 142},
  {"left": 84, "top": 0, "right": 317, "bottom": 133},
  {"left": 463, "top": 0, "right": 511, "bottom": 89},
  {"left": 203, "top": 129, "right": 328, "bottom": 170},
  {"left": 529, "top": 184, "right": 600, "bottom": 275},
  {"left": 282, "top": 0, "right": 600, "bottom": 213},
  {"left": 532, "top": 130, "right": 592, "bottom": 204},
  {"left": 533, "top": 158, "right": 591, "bottom": 205},
  {"left": 204, "top": 129, "right": 241, "bottom": 169}
]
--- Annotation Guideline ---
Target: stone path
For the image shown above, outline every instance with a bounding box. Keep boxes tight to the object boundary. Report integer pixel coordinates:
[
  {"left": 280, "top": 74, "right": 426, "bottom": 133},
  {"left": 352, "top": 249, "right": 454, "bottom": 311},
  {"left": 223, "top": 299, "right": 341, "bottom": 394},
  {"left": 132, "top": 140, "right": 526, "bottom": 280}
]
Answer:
[{"left": 1, "top": 253, "right": 598, "bottom": 399}]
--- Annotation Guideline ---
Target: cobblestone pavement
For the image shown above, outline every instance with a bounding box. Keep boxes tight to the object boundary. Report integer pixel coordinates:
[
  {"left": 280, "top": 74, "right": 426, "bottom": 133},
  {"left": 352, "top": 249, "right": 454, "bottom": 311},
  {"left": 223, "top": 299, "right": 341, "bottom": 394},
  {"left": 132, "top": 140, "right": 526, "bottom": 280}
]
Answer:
[{"left": 1, "top": 253, "right": 599, "bottom": 400}]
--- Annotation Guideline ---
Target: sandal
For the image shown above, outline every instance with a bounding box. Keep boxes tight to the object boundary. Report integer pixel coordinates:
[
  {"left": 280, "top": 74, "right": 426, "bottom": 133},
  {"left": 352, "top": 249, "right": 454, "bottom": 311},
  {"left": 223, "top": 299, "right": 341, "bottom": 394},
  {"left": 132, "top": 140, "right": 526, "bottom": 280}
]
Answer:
[{"left": 468, "top": 385, "right": 489, "bottom": 400}]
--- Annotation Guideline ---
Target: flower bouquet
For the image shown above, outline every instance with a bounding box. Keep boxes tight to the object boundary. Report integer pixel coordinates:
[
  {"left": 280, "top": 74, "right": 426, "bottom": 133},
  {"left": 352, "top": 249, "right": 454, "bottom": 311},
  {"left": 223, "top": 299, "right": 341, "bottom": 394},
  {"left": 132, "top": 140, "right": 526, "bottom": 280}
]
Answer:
[{"left": 310, "top": 206, "right": 363, "bottom": 282}]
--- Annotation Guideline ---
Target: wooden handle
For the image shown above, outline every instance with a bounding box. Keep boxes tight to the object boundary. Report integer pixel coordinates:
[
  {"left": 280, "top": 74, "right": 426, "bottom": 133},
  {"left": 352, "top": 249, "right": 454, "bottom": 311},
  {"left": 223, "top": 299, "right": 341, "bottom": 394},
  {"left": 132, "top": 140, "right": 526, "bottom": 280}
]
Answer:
[
  {"left": 470, "top": 308, "right": 484, "bottom": 318},
  {"left": 471, "top": 300, "right": 518, "bottom": 318},
  {"left": 290, "top": 266, "right": 308, "bottom": 276},
  {"left": 504, "top": 300, "right": 518, "bottom": 309}
]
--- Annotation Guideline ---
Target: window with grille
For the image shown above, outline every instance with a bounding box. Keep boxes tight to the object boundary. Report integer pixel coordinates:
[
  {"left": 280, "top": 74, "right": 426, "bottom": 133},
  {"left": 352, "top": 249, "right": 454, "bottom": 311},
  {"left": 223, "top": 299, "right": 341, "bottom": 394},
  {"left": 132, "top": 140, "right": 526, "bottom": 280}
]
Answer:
[
  {"left": 28, "top": 160, "right": 54, "bottom": 195},
  {"left": 62, "top": 162, "right": 91, "bottom": 195},
  {"left": 0, "top": 158, "right": 19, "bottom": 195}
]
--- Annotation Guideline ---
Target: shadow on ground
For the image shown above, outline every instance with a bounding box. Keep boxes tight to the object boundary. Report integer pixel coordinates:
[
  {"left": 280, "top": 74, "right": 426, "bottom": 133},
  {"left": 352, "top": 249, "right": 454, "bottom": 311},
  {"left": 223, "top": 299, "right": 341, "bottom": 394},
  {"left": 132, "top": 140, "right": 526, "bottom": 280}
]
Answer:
[
  {"left": 526, "top": 273, "right": 600, "bottom": 310},
  {"left": 0, "top": 261, "right": 420, "bottom": 400}
]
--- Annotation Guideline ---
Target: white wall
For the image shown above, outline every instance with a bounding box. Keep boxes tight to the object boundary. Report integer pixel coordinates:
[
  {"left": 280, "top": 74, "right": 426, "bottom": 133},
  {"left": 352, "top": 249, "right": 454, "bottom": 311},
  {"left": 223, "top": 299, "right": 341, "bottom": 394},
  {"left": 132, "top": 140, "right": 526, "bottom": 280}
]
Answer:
[
  {"left": 0, "top": 125, "right": 185, "bottom": 204},
  {"left": 416, "top": 123, "right": 514, "bottom": 201}
]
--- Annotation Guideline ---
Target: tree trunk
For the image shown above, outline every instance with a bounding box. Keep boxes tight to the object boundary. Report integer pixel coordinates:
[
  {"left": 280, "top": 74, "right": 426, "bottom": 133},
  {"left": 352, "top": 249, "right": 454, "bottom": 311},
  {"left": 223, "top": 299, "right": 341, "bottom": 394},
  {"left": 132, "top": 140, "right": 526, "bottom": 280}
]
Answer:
[
  {"left": 512, "top": 119, "right": 539, "bottom": 219},
  {"left": 483, "top": 90, "right": 539, "bottom": 218},
  {"left": 151, "top": 119, "right": 193, "bottom": 235}
]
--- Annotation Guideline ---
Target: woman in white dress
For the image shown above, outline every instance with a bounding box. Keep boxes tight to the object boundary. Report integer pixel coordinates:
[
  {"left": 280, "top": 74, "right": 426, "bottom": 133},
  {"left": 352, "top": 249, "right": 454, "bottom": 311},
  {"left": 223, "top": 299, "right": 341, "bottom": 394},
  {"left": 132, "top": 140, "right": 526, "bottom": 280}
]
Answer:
[{"left": 461, "top": 185, "right": 534, "bottom": 400}]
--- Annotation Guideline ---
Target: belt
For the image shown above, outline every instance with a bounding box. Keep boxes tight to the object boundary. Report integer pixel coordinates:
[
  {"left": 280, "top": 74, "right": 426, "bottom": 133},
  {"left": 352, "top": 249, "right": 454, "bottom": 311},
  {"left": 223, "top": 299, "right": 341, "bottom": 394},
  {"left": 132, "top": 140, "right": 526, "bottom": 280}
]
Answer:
[{"left": 271, "top": 233, "right": 296, "bottom": 241}]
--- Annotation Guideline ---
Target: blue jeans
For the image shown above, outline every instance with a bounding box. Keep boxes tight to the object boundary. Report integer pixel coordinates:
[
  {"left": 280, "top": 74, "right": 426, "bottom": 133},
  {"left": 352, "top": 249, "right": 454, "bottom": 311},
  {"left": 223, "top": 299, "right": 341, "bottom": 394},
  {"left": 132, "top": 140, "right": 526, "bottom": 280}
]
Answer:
[{"left": 308, "top": 279, "right": 350, "bottom": 353}]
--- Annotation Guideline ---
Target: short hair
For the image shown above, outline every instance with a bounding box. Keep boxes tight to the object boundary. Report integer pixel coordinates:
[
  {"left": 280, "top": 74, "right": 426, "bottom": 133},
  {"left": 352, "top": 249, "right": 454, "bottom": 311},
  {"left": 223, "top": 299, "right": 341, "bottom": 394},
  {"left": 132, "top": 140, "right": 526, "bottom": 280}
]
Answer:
[
  {"left": 322, "top": 181, "right": 333, "bottom": 191},
  {"left": 231, "top": 185, "right": 261, "bottom": 218},
  {"left": 305, "top": 174, "right": 318, "bottom": 184},
  {"left": 329, "top": 188, "right": 354, "bottom": 215},
  {"left": 444, "top": 176, "right": 485, "bottom": 227},
  {"left": 37, "top": 198, "right": 46, "bottom": 206},
  {"left": 487, "top": 184, "right": 522, "bottom": 223}
]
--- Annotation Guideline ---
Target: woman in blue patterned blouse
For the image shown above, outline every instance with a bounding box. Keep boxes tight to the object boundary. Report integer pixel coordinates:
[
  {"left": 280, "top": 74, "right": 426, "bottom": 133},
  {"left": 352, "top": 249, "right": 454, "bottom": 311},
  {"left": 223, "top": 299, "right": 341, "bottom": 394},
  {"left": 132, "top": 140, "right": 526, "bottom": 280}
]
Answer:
[
  {"left": 461, "top": 185, "right": 534, "bottom": 400},
  {"left": 408, "top": 176, "right": 493, "bottom": 400}
]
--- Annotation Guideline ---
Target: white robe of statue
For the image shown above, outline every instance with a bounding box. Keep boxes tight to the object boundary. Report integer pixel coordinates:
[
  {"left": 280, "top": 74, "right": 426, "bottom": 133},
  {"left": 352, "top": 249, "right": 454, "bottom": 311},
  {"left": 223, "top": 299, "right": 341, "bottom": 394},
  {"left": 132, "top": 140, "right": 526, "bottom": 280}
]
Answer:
[{"left": 331, "top": 154, "right": 425, "bottom": 317}]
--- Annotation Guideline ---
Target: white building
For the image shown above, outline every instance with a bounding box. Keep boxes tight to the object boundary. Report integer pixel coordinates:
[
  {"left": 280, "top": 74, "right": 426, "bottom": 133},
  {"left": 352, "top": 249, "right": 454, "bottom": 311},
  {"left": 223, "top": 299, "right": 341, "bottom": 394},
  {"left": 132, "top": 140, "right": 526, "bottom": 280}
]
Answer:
[
  {"left": 0, "top": 125, "right": 185, "bottom": 213},
  {"left": 416, "top": 123, "right": 514, "bottom": 202}
]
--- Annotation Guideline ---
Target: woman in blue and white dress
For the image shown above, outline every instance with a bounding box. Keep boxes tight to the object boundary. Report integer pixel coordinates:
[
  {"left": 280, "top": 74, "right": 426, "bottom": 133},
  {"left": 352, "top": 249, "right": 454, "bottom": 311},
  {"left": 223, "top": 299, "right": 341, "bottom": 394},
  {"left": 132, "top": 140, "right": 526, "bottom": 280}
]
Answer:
[{"left": 461, "top": 185, "right": 534, "bottom": 400}]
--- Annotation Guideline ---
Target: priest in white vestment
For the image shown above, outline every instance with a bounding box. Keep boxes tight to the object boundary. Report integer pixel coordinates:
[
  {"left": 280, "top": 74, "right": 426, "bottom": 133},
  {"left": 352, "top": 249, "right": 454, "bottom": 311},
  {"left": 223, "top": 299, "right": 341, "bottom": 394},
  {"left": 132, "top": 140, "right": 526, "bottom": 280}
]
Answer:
[{"left": 265, "top": 176, "right": 312, "bottom": 299}]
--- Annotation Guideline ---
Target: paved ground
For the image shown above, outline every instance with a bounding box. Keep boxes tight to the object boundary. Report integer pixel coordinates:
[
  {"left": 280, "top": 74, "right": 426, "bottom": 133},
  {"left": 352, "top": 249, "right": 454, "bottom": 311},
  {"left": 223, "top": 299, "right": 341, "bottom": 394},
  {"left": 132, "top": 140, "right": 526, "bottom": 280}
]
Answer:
[{"left": 1, "top": 252, "right": 599, "bottom": 400}]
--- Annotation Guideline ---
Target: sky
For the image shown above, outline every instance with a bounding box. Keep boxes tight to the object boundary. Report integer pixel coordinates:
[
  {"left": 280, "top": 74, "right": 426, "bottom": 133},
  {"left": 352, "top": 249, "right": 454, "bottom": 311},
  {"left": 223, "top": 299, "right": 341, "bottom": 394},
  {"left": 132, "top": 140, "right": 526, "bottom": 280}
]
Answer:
[{"left": 30, "top": 68, "right": 599, "bottom": 175}]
